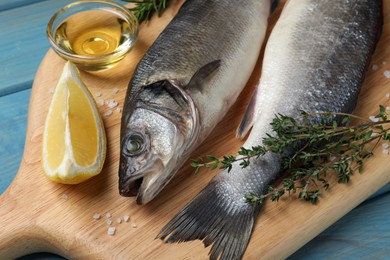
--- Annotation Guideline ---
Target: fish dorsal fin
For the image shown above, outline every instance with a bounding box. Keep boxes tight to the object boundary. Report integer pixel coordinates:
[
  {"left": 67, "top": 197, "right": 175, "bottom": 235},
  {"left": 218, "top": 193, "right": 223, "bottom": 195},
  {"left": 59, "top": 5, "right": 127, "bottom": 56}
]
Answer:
[
  {"left": 186, "top": 60, "right": 221, "bottom": 92},
  {"left": 236, "top": 84, "right": 260, "bottom": 139}
]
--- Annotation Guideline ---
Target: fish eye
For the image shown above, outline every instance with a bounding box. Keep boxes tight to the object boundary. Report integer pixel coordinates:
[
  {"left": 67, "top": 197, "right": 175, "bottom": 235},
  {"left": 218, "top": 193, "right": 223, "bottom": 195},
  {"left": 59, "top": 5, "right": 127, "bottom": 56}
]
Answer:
[{"left": 124, "top": 133, "right": 145, "bottom": 156}]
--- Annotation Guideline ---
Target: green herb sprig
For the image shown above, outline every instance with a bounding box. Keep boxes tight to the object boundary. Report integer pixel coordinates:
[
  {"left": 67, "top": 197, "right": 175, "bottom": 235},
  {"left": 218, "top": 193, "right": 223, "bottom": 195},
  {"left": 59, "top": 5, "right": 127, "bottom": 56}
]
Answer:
[
  {"left": 191, "top": 105, "right": 390, "bottom": 205},
  {"left": 122, "top": 0, "right": 168, "bottom": 23}
]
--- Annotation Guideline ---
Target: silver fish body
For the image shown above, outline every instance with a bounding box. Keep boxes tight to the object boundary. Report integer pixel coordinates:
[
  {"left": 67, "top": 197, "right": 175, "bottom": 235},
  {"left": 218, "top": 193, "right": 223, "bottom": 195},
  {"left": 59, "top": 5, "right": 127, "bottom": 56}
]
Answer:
[
  {"left": 158, "top": 1, "right": 383, "bottom": 259},
  {"left": 119, "top": 0, "right": 272, "bottom": 204}
]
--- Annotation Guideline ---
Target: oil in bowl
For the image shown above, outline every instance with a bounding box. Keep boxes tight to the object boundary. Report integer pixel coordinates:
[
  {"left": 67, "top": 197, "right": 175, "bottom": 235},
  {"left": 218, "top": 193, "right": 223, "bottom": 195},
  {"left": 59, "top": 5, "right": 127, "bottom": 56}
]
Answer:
[{"left": 47, "top": 0, "right": 138, "bottom": 71}]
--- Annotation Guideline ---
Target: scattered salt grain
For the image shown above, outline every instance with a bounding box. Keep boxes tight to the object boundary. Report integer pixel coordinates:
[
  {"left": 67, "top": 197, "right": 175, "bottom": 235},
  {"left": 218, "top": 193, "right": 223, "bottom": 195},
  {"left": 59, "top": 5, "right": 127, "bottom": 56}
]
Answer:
[
  {"left": 106, "top": 212, "right": 112, "bottom": 218},
  {"left": 382, "top": 149, "right": 389, "bottom": 155},
  {"left": 382, "top": 143, "right": 389, "bottom": 149},
  {"left": 383, "top": 61, "right": 387, "bottom": 65},
  {"left": 97, "top": 99, "right": 105, "bottom": 107},
  {"left": 49, "top": 87, "right": 55, "bottom": 94},
  {"left": 107, "top": 227, "right": 116, "bottom": 236},
  {"left": 386, "top": 106, "right": 390, "bottom": 111},
  {"left": 107, "top": 220, "right": 112, "bottom": 225},
  {"left": 369, "top": 116, "right": 379, "bottom": 122},
  {"left": 132, "top": 224, "right": 137, "bottom": 228},
  {"left": 116, "top": 107, "right": 121, "bottom": 113},
  {"left": 116, "top": 218, "right": 122, "bottom": 224},
  {"left": 113, "top": 88, "right": 119, "bottom": 94},
  {"left": 384, "top": 70, "right": 390, "bottom": 79},
  {"left": 107, "top": 100, "right": 118, "bottom": 108},
  {"left": 104, "top": 110, "right": 113, "bottom": 117},
  {"left": 96, "top": 92, "right": 102, "bottom": 97},
  {"left": 386, "top": 93, "right": 390, "bottom": 98},
  {"left": 372, "top": 64, "right": 379, "bottom": 71},
  {"left": 371, "top": 132, "right": 379, "bottom": 137},
  {"left": 123, "top": 215, "right": 130, "bottom": 222},
  {"left": 61, "top": 194, "right": 68, "bottom": 201},
  {"left": 93, "top": 213, "right": 101, "bottom": 220}
]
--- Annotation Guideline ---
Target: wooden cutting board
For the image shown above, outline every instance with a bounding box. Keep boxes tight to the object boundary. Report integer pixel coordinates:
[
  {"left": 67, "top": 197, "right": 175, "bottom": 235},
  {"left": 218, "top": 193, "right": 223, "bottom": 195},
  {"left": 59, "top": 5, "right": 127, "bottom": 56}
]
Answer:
[{"left": 1, "top": 1, "right": 389, "bottom": 259}]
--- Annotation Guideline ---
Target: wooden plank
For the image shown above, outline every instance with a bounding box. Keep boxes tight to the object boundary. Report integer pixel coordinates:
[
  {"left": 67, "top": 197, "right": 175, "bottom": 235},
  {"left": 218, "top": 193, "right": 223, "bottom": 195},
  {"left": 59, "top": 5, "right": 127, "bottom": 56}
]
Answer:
[
  {"left": 0, "top": 89, "right": 30, "bottom": 193},
  {"left": 290, "top": 193, "right": 390, "bottom": 259},
  {"left": 0, "top": 0, "right": 45, "bottom": 12},
  {"left": 0, "top": 0, "right": 140, "bottom": 97},
  {"left": 0, "top": 0, "right": 73, "bottom": 97}
]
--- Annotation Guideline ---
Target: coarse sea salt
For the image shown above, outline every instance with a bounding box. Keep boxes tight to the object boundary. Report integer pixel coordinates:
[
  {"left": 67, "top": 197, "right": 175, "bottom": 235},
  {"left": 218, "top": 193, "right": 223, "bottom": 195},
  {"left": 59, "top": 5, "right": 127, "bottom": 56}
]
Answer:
[
  {"left": 116, "top": 107, "right": 121, "bottom": 113},
  {"left": 107, "top": 227, "right": 116, "bottom": 236},
  {"left": 61, "top": 194, "right": 68, "bottom": 201},
  {"left": 96, "top": 92, "right": 102, "bottom": 97},
  {"left": 382, "top": 143, "right": 389, "bottom": 149},
  {"left": 382, "top": 149, "right": 389, "bottom": 155},
  {"left": 386, "top": 93, "right": 390, "bottom": 98},
  {"left": 386, "top": 106, "right": 390, "bottom": 111},
  {"left": 93, "top": 213, "right": 101, "bottom": 220},
  {"left": 113, "top": 88, "right": 119, "bottom": 94},
  {"left": 107, "top": 220, "right": 113, "bottom": 225},
  {"left": 106, "top": 212, "right": 112, "bottom": 218},
  {"left": 116, "top": 218, "right": 122, "bottom": 224},
  {"left": 369, "top": 116, "right": 379, "bottom": 122},
  {"left": 123, "top": 215, "right": 130, "bottom": 222},
  {"left": 104, "top": 110, "right": 113, "bottom": 117},
  {"left": 97, "top": 99, "right": 105, "bottom": 107},
  {"left": 132, "top": 224, "right": 137, "bottom": 228},
  {"left": 107, "top": 100, "right": 118, "bottom": 109},
  {"left": 372, "top": 64, "right": 379, "bottom": 71},
  {"left": 384, "top": 70, "right": 390, "bottom": 78}
]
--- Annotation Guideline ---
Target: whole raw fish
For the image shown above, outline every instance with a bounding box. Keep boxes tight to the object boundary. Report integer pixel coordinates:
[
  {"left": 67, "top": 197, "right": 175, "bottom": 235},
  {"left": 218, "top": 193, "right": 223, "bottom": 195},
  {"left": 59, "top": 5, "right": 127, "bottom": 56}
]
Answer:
[
  {"left": 119, "top": 0, "right": 274, "bottom": 204},
  {"left": 158, "top": 1, "right": 383, "bottom": 259}
]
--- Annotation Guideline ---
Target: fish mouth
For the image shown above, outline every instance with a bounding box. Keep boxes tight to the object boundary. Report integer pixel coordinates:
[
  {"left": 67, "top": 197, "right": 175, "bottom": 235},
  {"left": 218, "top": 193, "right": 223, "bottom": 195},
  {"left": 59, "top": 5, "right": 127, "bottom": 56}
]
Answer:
[
  {"left": 119, "top": 158, "right": 167, "bottom": 205},
  {"left": 119, "top": 177, "right": 143, "bottom": 197}
]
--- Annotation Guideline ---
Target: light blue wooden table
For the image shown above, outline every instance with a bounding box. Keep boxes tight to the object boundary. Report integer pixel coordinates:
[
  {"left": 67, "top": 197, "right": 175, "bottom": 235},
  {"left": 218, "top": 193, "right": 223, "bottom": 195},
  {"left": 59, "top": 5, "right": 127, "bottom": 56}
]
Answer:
[{"left": 0, "top": 1, "right": 389, "bottom": 259}]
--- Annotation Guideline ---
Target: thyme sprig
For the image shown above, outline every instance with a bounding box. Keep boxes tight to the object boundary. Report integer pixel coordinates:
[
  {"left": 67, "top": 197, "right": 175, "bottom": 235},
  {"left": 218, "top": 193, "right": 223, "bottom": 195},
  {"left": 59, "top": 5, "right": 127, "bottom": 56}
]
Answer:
[
  {"left": 191, "top": 105, "right": 390, "bottom": 205},
  {"left": 122, "top": 0, "right": 168, "bottom": 23}
]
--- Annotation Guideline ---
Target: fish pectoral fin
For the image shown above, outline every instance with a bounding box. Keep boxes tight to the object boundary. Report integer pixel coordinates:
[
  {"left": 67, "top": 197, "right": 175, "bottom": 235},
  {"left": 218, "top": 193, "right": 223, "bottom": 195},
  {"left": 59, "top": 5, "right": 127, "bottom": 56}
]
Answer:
[
  {"left": 186, "top": 60, "right": 221, "bottom": 92},
  {"left": 236, "top": 84, "right": 260, "bottom": 139},
  {"left": 157, "top": 179, "right": 260, "bottom": 260}
]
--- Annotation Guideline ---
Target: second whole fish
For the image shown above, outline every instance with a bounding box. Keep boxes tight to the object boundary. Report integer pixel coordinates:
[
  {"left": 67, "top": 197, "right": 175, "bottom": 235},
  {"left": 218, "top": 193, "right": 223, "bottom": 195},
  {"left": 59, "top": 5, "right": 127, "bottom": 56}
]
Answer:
[
  {"left": 118, "top": 0, "right": 274, "bottom": 204},
  {"left": 158, "top": 0, "right": 383, "bottom": 259}
]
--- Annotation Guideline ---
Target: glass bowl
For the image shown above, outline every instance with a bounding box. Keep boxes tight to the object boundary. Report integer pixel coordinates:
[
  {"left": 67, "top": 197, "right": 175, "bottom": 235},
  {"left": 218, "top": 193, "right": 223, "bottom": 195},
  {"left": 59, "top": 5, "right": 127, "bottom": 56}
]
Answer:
[{"left": 47, "top": 0, "right": 138, "bottom": 71}]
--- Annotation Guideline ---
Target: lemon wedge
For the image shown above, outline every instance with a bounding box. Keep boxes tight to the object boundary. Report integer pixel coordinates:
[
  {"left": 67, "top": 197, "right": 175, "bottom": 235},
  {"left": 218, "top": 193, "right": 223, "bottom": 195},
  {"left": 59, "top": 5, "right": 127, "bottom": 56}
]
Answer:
[{"left": 42, "top": 61, "right": 106, "bottom": 184}]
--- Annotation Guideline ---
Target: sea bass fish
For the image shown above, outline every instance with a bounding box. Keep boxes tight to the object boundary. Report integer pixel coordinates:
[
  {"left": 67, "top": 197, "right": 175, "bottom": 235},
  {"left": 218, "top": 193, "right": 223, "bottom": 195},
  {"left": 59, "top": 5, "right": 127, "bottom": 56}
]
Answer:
[
  {"left": 158, "top": 1, "right": 383, "bottom": 259},
  {"left": 119, "top": 0, "right": 275, "bottom": 204}
]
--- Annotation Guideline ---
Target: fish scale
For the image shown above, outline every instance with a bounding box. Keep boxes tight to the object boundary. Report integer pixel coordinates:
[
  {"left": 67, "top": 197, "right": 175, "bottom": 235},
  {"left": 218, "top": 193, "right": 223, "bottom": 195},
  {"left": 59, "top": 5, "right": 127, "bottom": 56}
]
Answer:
[{"left": 158, "top": 1, "right": 383, "bottom": 259}]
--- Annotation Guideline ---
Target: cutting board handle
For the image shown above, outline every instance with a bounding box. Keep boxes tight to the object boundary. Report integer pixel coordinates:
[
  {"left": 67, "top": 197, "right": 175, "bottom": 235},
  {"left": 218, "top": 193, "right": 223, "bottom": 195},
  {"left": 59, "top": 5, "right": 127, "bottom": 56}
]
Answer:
[{"left": 0, "top": 193, "right": 43, "bottom": 257}]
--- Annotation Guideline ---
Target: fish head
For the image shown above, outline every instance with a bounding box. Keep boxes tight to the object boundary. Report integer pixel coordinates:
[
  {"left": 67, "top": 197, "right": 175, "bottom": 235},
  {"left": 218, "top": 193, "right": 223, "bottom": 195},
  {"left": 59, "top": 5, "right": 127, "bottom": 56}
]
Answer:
[{"left": 119, "top": 80, "right": 198, "bottom": 205}]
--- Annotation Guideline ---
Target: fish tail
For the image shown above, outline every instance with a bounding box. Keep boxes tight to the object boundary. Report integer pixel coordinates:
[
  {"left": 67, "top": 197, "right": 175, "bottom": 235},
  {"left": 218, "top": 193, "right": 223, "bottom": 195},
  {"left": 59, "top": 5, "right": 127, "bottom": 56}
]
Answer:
[{"left": 157, "top": 180, "right": 261, "bottom": 260}]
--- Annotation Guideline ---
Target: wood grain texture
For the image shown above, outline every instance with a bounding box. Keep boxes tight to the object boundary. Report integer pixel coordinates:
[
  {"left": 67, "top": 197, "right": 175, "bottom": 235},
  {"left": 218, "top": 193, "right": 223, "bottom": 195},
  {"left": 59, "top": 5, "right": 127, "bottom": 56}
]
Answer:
[
  {"left": 0, "top": 0, "right": 73, "bottom": 96},
  {"left": 0, "top": 0, "right": 389, "bottom": 259},
  {"left": 291, "top": 192, "right": 390, "bottom": 259},
  {"left": 0, "top": 0, "right": 45, "bottom": 12},
  {"left": 0, "top": 89, "right": 30, "bottom": 191}
]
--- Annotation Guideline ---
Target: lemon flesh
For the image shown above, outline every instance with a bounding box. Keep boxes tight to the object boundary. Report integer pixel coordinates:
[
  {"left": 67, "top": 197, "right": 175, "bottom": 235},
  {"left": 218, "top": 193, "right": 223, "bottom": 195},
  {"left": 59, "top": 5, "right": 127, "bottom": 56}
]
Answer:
[{"left": 42, "top": 61, "right": 106, "bottom": 184}]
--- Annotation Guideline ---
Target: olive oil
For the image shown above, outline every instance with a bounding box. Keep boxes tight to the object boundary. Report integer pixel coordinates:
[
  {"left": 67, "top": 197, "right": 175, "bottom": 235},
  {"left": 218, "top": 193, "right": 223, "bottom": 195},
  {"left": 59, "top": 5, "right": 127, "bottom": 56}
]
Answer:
[{"left": 53, "top": 9, "right": 137, "bottom": 70}]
